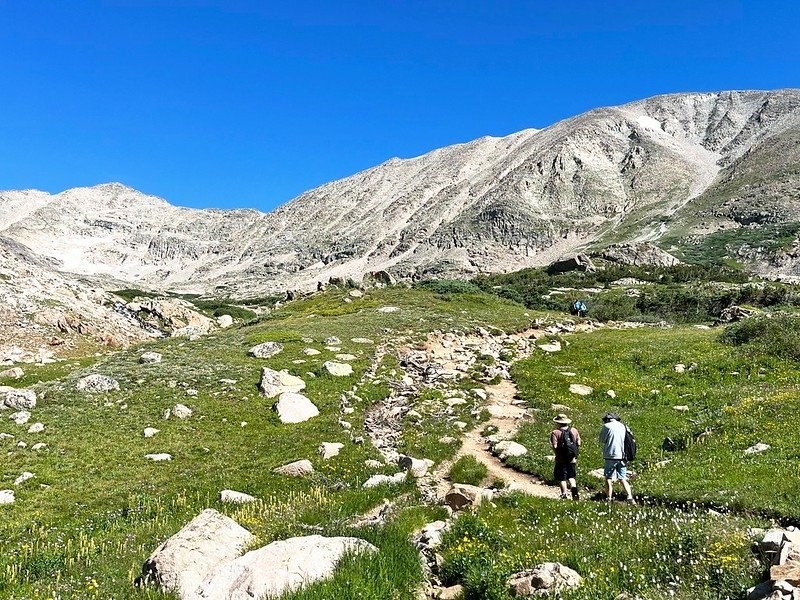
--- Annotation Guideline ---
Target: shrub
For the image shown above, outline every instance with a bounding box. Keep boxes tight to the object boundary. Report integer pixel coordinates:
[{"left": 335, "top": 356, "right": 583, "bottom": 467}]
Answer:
[
  {"left": 720, "top": 315, "right": 800, "bottom": 360},
  {"left": 415, "top": 279, "right": 483, "bottom": 295},
  {"left": 448, "top": 456, "right": 488, "bottom": 486}
]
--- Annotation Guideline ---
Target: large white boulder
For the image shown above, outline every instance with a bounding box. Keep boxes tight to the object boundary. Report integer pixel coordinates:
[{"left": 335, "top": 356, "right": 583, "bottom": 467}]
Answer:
[
  {"left": 273, "top": 459, "right": 314, "bottom": 477},
  {"left": 274, "top": 392, "right": 319, "bottom": 424},
  {"left": 140, "top": 352, "right": 163, "bottom": 364},
  {"left": 568, "top": 384, "right": 593, "bottom": 396},
  {"left": 248, "top": 342, "right": 284, "bottom": 359},
  {"left": 492, "top": 440, "right": 528, "bottom": 460},
  {"left": 323, "top": 361, "right": 353, "bottom": 377},
  {"left": 216, "top": 315, "right": 233, "bottom": 328},
  {"left": 259, "top": 368, "right": 306, "bottom": 398},
  {"left": 187, "top": 535, "right": 377, "bottom": 600},
  {"left": 4, "top": 388, "right": 37, "bottom": 410},
  {"left": 0, "top": 489, "right": 14, "bottom": 505},
  {"left": 140, "top": 508, "right": 255, "bottom": 597},
  {"left": 0, "top": 367, "right": 24, "bottom": 379},
  {"left": 77, "top": 374, "right": 120, "bottom": 393},
  {"left": 219, "top": 490, "right": 257, "bottom": 504},
  {"left": 362, "top": 473, "right": 406, "bottom": 488},
  {"left": 507, "top": 562, "right": 583, "bottom": 596}
]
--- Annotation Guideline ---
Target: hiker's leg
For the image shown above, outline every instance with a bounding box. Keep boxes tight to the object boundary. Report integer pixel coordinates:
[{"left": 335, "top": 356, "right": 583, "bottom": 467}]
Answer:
[
  {"left": 618, "top": 463, "right": 633, "bottom": 499},
  {"left": 603, "top": 459, "right": 615, "bottom": 499},
  {"left": 559, "top": 480, "right": 568, "bottom": 494},
  {"left": 604, "top": 478, "right": 613, "bottom": 499}
]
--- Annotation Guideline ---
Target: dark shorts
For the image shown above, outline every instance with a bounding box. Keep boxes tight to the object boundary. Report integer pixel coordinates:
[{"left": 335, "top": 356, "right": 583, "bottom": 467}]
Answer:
[{"left": 554, "top": 461, "right": 577, "bottom": 482}]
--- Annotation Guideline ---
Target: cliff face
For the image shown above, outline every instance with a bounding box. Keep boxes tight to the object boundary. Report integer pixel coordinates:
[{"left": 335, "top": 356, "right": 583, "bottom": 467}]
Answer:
[{"left": 2, "top": 89, "right": 800, "bottom": 295}]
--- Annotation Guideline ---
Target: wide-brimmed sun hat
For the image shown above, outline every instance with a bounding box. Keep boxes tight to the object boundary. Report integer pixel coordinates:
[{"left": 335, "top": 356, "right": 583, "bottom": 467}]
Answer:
[{"left": 553, "top": 413, "right": 572, "bottom": 425}]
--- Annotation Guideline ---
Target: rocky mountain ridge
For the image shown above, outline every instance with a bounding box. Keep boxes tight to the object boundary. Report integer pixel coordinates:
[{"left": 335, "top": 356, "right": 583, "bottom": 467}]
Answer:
[{"left": 2, "top": 89, "right": 800, "bottom": 297}]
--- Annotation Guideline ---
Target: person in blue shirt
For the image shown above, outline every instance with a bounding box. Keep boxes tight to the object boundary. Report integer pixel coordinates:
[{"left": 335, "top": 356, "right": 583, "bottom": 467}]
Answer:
[{"left": 599, "top": 412, "right": 635, "bottom": 503}]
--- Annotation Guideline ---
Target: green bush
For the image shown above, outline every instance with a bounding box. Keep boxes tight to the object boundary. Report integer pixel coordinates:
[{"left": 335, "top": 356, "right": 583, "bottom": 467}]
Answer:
[
  {"left": 448, "top": 456, "right": 488, "bottom": 486},
  {"left": 720, "top": 315, "right": 800, "bottom": 360},
  {"left": 414, "top": 279, "right": 483, "bottom": 295}
]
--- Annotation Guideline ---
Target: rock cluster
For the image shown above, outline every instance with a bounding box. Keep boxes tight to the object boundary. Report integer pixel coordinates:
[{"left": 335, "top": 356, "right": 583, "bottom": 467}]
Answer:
[{"left": 749, "top": 528, "right": 800, "bottom": 600}]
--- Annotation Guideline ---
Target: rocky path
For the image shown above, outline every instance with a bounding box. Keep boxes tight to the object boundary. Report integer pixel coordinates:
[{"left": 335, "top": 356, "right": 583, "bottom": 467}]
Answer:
[{"left": 430, "top": 378, "right": 560, "bottom": 500}]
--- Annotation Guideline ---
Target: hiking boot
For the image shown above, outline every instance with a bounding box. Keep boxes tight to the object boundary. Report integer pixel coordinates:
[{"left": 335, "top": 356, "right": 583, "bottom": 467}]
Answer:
[
  {"left": 626, "top": 497, "right": 636, "bottom": 505},
  {"left": 559, "top": 493, "right": 569, "bottom": 500},
  {"left": 571, "top": 487, "right": 579, "bottom": 500}
]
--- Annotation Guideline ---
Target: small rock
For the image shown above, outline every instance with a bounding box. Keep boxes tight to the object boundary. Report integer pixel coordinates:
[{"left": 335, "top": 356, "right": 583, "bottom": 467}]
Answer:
[
  {"left": 362, "top": 473, "right": 406, "bottom": 488},
  {"left": 324, "top": 337, "right": 341, "bottom": 346},
  {"left": 348, "top": 289, "right": 364, "bottom": 298},
  {"left": 275, "top": 392, "right": 319, "bottom": 424},
  {"left": 507, "top": 562, "right": 583, "bottom": 596},
  {"left": 364, "top": 459, "right": 383, "bottom": 469},
  {"left": 472, "top": 388, "right": 487, "bottom": 401},
  {"left": 14, "top": 471, "right": 34, "bottom": 486},
  {"left": 436, "top": 584, "right": 465, "bottom": 599},
  {"left": 606, "top": 390, "right": 616, "bottom": 399},
  {"left": 302, "top": 348, "right": 321, "bottom": 356},
  {"left": 674, "top": 363, "right": 686, "bottom": 373},
  {"left": 31, "top": 442, "right": 47, "bottom": 451},
  {"left": 76, "top": 374, "right": 120, "bottom": 393},
  {"left": 0, "top": 489, "right": 14, "bottom": 504},
  {"left": 445, "top": 397, "right": 467, "bottom": 407},
  {"left": 0, "top": 367, "right": 24, "bottom": 379},
  {"left": 376, "top": 306, "right": 400, "bottom": 313},
  {"left": 324, "top": 361, "right": 354, "bottom": 377},
  {"left": 140, "top": 352, "right": 163, "bottom": 364},
  {"left": 335, "top": 354, "right": 357, "bottom": 361},
  {"left": 319, "top": 442, "right": 344, "bottom": 460},
  {"left": 248, "top": 342, "right": 284, "bottom": 359},
  {"left": 454, "top": 421, "right": 467, "bottom": 430},
  {"left": 145, "top": 453, "right": 172, "bottom": 461},
  {"left": 219, "top": 489, "right": 257, "bottom": 504},
  {"left": 4, "top": 388, "right": 37, "bottom": 410},
  {"left": 339, "top": 420, "right": 352, "bottom": 430},
  {"left": 217, "top": 314, "right": 233, "bottom": 328},
  {"left": 398, "top": 455, "right": 434, "bottom": 477},
  {"left": 744, "top": 443, "right": 770, "bottom": 455},
  {"left": 438, "top": 436, "right": 456, "bottom": 444},
  {"left": 259, "top": 368, "right": 306, "bottom": 398},
  {"left": 27, "top": 422, "right": 44, "bottom": 434},
  {"left": 351, "top": 338, "right": 374, "bottom": 344},
  {"left": 10, "top": 411, "right": 31, "bottom": 425},
  {"left": 17, "top": 441, "right": 27, "bottom": 448},
  {"left": 144, "top": 427, "right": 160, "bottom": 438},
  {"left": 273, "top": 459, "right": 314, "bottom": 477},
  {"left": 673, "top": 405, "right": 690, "bottom": 412},
  {"left": 538, "top": 341, "right": 562, "bottom": 353},
  {"left": 173, "top": 404, "right": 193, "bottom": 419},
  {"left": 568, "top": 384, "right": 593, "bottom": 396}
]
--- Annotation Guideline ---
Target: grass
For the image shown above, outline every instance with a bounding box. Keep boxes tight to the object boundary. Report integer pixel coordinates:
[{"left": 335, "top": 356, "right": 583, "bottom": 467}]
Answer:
[
  {"left": 438, "top": 494, "right": 765, "bottom": 600},
  {"left": 448, "top": 456, "right": 488, "bottom": 486},
  {"left": 508, "top": 326, "right": 800, "bottom": 520},
  {"left": 2, "top": 284, "right": 798, "bottom": 599},
  {"left": 0, "top": 286, "right": 534, "bottom": 599}
]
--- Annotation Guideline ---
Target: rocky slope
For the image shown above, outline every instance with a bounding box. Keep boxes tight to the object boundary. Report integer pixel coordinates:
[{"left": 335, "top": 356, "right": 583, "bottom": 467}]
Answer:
[{"left": 2, "top": 89, "right": 799, "bottom": 296}]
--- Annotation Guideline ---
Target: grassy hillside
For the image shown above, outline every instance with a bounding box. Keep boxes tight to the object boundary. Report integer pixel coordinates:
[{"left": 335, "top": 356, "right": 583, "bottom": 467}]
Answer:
[{"left": 2, "top": 285, "right": 797, "bottom": 599}]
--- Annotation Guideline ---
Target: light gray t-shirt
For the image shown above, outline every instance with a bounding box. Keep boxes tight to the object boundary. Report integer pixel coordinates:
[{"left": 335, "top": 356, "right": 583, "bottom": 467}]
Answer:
[{"left": 599, "top": 420, "right": 626, "bottom": 460}]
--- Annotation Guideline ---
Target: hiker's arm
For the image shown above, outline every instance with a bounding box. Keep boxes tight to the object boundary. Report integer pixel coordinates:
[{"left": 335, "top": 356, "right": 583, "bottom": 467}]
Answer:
[{"left": 550, "top": 431, "right": 558, "bottom": 450}]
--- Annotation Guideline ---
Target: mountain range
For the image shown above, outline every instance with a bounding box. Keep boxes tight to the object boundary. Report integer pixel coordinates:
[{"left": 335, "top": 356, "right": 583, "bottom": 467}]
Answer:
[{"left": 2, "top": 89, "right": 800, "bottom": 303}]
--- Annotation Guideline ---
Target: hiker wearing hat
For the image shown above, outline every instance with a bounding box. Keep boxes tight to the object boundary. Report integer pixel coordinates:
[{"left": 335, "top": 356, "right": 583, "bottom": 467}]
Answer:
[
  {"left": 600, "top": 412, "right": 635, "bottom": 503},
  {"left": 550, "top": 413, "right": 582, "bottom": 500}
]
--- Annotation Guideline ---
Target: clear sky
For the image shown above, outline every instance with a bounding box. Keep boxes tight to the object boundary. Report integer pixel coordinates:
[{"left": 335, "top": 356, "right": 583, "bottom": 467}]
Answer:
[{"left": 0, "top": 1, "right": 797, "bottom": 211}]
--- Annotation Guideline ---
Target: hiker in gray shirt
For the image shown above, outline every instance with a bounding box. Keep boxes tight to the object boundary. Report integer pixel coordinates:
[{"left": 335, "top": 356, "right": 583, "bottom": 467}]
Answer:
[{"left": 599, "top": 412, "right": 634, "bottom": 503}]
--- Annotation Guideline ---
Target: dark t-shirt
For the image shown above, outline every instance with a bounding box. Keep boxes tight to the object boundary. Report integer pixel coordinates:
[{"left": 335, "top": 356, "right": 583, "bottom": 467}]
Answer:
[{"left": 550, "top": 426, "right": 582, "bottom": 464}]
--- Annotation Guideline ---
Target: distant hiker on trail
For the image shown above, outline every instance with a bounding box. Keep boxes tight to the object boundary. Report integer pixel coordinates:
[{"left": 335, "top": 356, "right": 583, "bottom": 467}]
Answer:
[
  {"left": 599, "top": 412, "right": 635, "bottom": 504},
  {"left": 571, "top": 300, "right": 587, "bottom": 317},
  {"left": 551, "top": 413, "right": 581, "bottom": 500}
]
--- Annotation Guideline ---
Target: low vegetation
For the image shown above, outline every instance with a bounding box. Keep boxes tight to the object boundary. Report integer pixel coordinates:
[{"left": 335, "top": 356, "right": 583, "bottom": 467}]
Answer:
[{"left": 447, "top": 456, "right": 488, "bottom": 487}]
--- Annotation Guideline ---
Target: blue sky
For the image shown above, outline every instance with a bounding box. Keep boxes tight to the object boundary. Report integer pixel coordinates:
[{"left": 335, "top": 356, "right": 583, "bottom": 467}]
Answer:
[{"left": 0, "top": 1, "right": 797, "bottom": 211}]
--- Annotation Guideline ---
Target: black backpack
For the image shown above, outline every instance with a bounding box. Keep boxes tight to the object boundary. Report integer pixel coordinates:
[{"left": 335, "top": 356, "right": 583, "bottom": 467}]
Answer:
[
  {"left": 623, "top": 425, "right": 637, "bottom": 462},
  {"left": 557, "top": 427, "right": 579, "bottom": 460}
]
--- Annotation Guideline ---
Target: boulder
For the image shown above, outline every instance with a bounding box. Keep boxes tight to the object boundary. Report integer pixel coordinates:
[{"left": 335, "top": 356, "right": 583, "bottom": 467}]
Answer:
[
  {"left": 139, "top": 508, "right": 254, "bottom": 597},
  {"left": 362, "top": 473, "right": 406, "bottom": 488},
  {"left": 546, "top": 254, "right": 596, "bottom": 274},
  {"left": 0, "top": 367, "right": 24, "bottom": 379},
  {"left": 376, "top": 306, "right": 400, "bottom": 313},
  {"left": 259, "top": 368, "right": 306, "bottom": 398},
  {"left": 248, "top": 342, "right": 284, "bottom": 359},
  {"left": 348, "top": 289, "right": 364, "bottom": 298},
  {"left": 302, "top": 348, "right": 321, "bottom": 356},
  {"left": 538, "top": 341, "right": 562, "bottom": 353},
  {"left": 319, "top": 442, "right": 344, "bottom": 460},
  {"left": 27, "top": 422, "right": 44, "bottom": 434},
  {"left": 216, "top": 315, "right": 233, "bottom": 328},
  {"left": 493, "top": 440, "right": 528, "bottom": 460},
  {"left": 173, "top": 404, "right": 193, "bottom": 419},
  {"left": 0, "top": 489, "right": 14, "bottom": 505},
  {"left": 398, "top": 455, "right": 434, "bottom": 477},
  {"left": 144, "top": 427, "right": 160, "bottom": 438},
  {"left": 324, "top": 337, "right": 341, "bottom": 346},
  {"left": 323, "top": 361, "right": 354, "bottom": 377},
  {"left": 219, "top": 490, "right": 257, "bottom": 504},
  {"left": 718, "top": 305, "right": 758, "bottom": 323},
  {"left": 4, "top": 388, "right": 37, "bottom": 410},
  {"left": 507, "top": 562, "right": 583, "bottom": 596},
  {"left": 674, "top": 363, "right": 686, "bottom": 373},
  {"left": 140, "top": 352, "right": 163, "bottom": 364},
  {"left": 599, "top": 243, "right": 680, "bottom": 268},
  {"left": 274, "top": 392, "right": 319, "bottom": 424},
  {"left": 31, "top": 442, "right": 47, "bottom": 451},
  {"left": 187, "top": 535, "right": 377, "bottom": 600},
  {"left": 568, "top": 384, "right": 593, "bottom": 396},
  {"left": 76, "top": 374, "right": 120, "bottom": 393},
  {"left": 445, "top": 484, "right": 493, "bottom": 511},
  {"left": 273, "top": 459, "right": 314, "bottom": 477}
]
